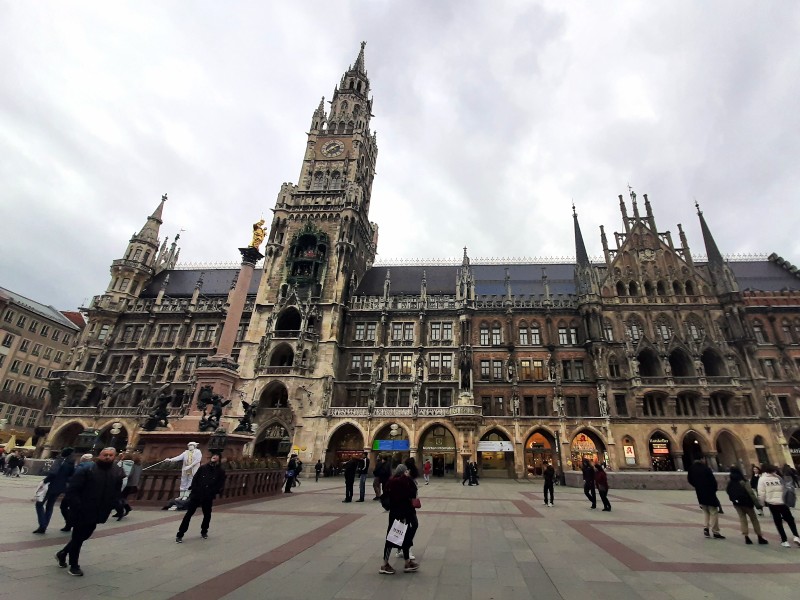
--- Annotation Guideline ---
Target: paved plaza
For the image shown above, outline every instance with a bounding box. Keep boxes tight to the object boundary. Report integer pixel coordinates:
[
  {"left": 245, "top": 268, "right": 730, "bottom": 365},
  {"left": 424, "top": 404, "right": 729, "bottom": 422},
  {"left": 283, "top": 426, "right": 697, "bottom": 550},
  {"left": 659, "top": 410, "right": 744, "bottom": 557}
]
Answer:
[{"left": 1, "top": 475, "right": 800, "bottom": 600}]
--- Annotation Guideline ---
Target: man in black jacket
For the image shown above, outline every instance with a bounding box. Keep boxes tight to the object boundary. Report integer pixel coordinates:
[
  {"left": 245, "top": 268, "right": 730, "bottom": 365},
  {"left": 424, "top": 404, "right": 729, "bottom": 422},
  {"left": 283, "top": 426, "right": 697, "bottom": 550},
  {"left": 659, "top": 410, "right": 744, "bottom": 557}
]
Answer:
[
  {"left": 34, "top": 447, "right": 75, "bottom": 533},
  {"left": 688, "top": 457, "right": 725, "bottom": 539},
  {"left": 285, "top": 453, "right": 299, "bottom": 493},
  {"left": 582, "top": 459, "right": 596, "bottom": 509},
  {"left": 175, "top": 453, "right": 226, "bottom": 543},
  {"left": 342, "top": 457, "right": 358, "bottom": 502},
  {"left": 356, "top": 451, "right": 370, "bottom": 502},
  {"left": 55, "top": 447, "right": 125, "bottom": 576}
]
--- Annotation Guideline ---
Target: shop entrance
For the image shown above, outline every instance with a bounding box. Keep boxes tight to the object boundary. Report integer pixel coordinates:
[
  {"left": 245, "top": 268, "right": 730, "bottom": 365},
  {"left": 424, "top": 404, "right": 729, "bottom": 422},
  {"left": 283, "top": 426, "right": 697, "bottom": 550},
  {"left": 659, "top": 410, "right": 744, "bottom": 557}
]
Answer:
[
  {"left": 372, "top": 423, "right": 409, "bottom": 469},
  {"left": 477, "top": 430, "right": 514, "bottom": 478},
  {"left": 327, "top": 424, "right": 365, "bottom": 472},
  {"left": 570, "top": 431, "right": 607, "bottom": 469},
  {"left": 682, "top": 431, "right": 706, "bottom": 465},
  {"left": 420, "top": 425, "right": 457, "bottom": 477},
  {"left": 524, "top": 431, "right": 554, "bottom": 476},
  {"left": 648, "top": 431, "right": 675, "bottom": 471}
]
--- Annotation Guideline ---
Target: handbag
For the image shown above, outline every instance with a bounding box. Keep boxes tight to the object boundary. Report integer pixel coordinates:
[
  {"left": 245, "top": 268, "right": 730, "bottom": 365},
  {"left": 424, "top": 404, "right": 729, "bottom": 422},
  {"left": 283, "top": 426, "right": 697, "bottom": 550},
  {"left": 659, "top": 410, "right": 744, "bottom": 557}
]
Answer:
[
  {"left": 386, "top": 519, "right": 408, "bottom": 546},
  {"left": 286, "top": 469, "right": 296, "bottom": 479},
  {"left": 411, "top": 498, "right": 422, "bottom": 509},
  {"left": 34, "top": 481, "right": 49, "bottom": 503}
]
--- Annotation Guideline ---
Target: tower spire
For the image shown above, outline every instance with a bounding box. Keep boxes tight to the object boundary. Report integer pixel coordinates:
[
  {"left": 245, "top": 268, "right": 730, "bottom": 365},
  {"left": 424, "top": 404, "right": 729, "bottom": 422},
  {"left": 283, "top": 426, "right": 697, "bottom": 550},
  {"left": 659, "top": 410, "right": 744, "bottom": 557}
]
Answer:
[
  {"left": 695, "top": 201, "right": 724, "bottom": 266},
  {"left": 695, "top": 201, "right": 738, "bottom": 293},
  {"left": 137, "top": 193, "right": 167, "bottom": 245},
  {"left": 353, "top": 41, "right": 366, "bottom": 74},
  {"left": 573, "top": 203, "right": 590, "bottom": 268}
]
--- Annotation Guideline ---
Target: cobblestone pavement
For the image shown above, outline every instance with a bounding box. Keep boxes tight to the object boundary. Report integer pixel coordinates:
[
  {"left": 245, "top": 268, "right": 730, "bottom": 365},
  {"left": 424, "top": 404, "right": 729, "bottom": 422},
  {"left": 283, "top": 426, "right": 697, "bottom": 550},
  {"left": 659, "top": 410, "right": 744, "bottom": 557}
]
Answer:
[{"left": 2, "top": 475, "right": 800, "bottom": 600}]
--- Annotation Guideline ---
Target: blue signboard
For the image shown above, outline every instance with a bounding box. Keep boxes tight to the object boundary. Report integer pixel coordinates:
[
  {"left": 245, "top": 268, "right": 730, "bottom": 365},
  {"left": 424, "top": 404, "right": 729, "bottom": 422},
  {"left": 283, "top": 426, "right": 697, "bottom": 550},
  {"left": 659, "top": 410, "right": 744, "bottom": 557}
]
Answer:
[{"left": 373, "top": 439, "right": 410, "bottom": 451}]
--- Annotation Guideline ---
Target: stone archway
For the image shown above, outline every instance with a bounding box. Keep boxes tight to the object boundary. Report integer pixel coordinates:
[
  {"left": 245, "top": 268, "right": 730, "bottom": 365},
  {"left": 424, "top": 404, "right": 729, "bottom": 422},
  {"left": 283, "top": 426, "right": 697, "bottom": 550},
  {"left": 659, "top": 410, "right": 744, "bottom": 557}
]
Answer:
[
  {"left": 682, "top": 430, "right": 707, "bottom": 466},
  {"left": 327, "top": 423, "right": 365, "bottom": 471},
  {"left": 570, "top": 430, "right": 607, "bottom": 470},
  {"left": 372, "top": 422, "right": 410, "bottom": 469},
  {"left": 648, "top": 430, "right": 676, "bottom": 471},
  {"left": 97, "top": 421, "right": 130, "bottom": 452},
  {"left": 715, "top": 430, "right": 747, "bottom": 471},
  {"left": 49, "top": 421, "right": 86, "bottom": 453},
  {"left": 253, "top": 421, "right": 291, "bottom": 459},
  {"left": 478, "top": 429, "right": 514, "bottom": 478},
  {"left": 418, "top": 423, "right": 457, "bottom": 478},
  {"left": 258, "top": 381, "right": 289, "bottom": 408},
  {"left": 524, "top": 429, "right": 556, "bottom": 477}
]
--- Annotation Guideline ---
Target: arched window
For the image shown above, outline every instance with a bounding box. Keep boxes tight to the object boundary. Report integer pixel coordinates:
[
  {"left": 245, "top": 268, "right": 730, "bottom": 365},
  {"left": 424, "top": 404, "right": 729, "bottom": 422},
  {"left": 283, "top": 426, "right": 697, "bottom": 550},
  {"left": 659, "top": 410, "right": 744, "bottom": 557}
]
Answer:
[
  {"left": 616, "top": 281, "right": 626, "bottom": 296},
  {"left": 644, "top": 281, "right": 654, "bottom": 297},
  {"left": 143, "top": 251, "right": 151, "bottom": 264},
  {"left": 132, "top": 248, "right": 142, "bottom": 261},
  {"left": 628, "top": 281, "right": 639, "bottom": 296},
  {"left": 340, "top": 100, "right": 348, "bottom": 112},
  {"left": 530, "top": 323, "right": 541, "bottom": 345},
  {"left": 330, "top": 171, "right": 341, "bottom": 190},
  {"left": 312, "top": 171, "right": 324, "bottom": 190},
  {"left": 656, "top": 280, "right": 667, "bottom": 296},
  {"left": 673, "top": 280, "right": 684, "bottom": 295},
  {"left": 752, "top": 319, "right": 767, "bottom": 343},
  {"left": 781, "top": 320, "right": 793, "bottom": 344},
  {"left": 626, "top": 318, "right": 643, "bottom": 343},
  {"left": 685, "top": 280, "right": 696, "bottom": 295},
  {"left": 655, "top": 317, "right": 672, "bottom": 342},
  {"left": 479, "top": 324, "right": 489, "bottom": 346},
  {"left": 346, "top": 121, "right": 354, "bottom": 133},
  {"left": 608, "top": 355, "right": 620, "bottom": 378},
  {"left": 603, "top": 320, "right": 614, "bottom": 342},
  {"left": 686, "top": 317, "right": 704, "bottom": 342},
  {"left": 518, "top": 321, "right": 529, "bottom": 345},
  {"left": 491, "top": 323, "right": 502, "bottom": 345},
  {"left": 637, "top": 348, "right": 663, "bottom": 377}
]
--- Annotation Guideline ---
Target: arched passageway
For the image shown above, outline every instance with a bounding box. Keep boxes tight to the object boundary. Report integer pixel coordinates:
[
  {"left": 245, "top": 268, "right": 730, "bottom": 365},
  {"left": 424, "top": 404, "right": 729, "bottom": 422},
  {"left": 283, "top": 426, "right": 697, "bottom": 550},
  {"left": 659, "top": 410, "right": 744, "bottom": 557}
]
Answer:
[
  {"left": 716, "top": 431, "right": 747, "bottom": 471},
  {"left": 478, "top": 429, "right": 514, "bottom": 478},
  {"left": 570, "top": 430, "right": 607, "bottom": 469},
  {"left": 253, "top": 422, "right": 291, "bottom": 459},
  {"left": 328, "top": 424, "right": 365, "bottom": 471},
  {"left": 524, "top": 430, "right": 555, "bottom": 476},
  {"left": 682, "top": 431, "right": 706, "bottom": 466},
  {"left": 419, "top": 424, "right": 457, "bottom": 478}
]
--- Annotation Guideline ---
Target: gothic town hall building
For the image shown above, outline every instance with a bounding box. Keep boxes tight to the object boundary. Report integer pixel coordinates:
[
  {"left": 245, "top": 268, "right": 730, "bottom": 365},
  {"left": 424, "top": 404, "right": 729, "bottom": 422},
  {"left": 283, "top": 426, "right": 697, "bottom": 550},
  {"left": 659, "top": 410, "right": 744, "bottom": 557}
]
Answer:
[{"left": 45, "top": 45, "right": 800, "bottom": 479}]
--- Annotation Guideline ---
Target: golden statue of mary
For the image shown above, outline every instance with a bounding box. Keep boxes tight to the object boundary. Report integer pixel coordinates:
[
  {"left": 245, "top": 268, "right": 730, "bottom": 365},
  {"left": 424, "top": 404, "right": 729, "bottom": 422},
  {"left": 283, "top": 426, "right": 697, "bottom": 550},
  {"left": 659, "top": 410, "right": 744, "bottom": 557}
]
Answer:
[{"left": 249, "top": 219, "right": 267, "bottom": 249}]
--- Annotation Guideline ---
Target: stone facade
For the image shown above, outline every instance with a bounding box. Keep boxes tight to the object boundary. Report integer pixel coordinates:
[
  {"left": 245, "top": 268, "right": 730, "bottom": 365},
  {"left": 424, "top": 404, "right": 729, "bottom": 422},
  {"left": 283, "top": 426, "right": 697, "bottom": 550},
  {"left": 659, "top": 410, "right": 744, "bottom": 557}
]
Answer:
[{"left": 44, "top": 45, "right": 800, "bottom": 478}]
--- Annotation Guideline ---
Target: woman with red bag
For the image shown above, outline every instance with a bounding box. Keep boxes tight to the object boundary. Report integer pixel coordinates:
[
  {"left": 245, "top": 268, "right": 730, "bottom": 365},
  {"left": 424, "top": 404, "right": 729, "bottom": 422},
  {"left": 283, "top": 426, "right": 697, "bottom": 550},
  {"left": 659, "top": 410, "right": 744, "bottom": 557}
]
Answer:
[{"left": 379, "top": 464, "right": 420, "bottom": 575}]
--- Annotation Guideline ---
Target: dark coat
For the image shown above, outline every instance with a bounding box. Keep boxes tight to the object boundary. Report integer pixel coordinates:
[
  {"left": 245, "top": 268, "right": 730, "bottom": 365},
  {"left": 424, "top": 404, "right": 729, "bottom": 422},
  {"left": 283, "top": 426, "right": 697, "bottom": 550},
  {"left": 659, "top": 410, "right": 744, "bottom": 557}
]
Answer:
[
  {"left": 188, "top": 463, "right": 226, "bottom": 501},
  {"left": 375, "top": 460, "right": 391, "bottom": 483},
  {"left": 543, "top": 465, "right": 555, "bottom": 484},
  {"left": 343, "top": 458, "right": 358, "bottom": 482},
  {"left": 582, "top": 462, "right": 595, "bottom": 486},
  {"left": 65, "top": 462, "right": 125, "bottom": 525},
  {"left": 43, "top": 457, "right": 76, "bottom": 496},
  {"left": 595, "top": 469, "right": 609, "bottom": 492},
  {"left": 687, "top": 461, "right": 718, "bottom": 506},
  {"left": 384, "top": 474, "right": 417, "bottom": 520}
]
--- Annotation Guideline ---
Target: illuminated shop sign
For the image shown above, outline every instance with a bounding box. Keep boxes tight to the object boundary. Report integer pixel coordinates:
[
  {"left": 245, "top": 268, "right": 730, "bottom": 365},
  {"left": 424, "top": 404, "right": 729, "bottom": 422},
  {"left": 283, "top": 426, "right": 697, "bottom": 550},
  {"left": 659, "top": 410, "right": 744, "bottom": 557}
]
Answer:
[
  {"left": 372, "top": 439, "right": 410, "bottom": 451},
  {"left": 477, "top": 440, "right": 514, "bottom": 452}
]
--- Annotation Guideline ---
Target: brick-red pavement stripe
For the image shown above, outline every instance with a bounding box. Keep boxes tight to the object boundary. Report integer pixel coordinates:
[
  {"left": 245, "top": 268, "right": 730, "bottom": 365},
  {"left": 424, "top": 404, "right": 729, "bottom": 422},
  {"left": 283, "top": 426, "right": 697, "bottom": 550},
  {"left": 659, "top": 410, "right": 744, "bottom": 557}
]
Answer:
[
  {"left": 565, "top": 519, "right": 800, "bottom": 573},
  {"left": 168, "top": 513, "right": 363, "bottom": 600}
]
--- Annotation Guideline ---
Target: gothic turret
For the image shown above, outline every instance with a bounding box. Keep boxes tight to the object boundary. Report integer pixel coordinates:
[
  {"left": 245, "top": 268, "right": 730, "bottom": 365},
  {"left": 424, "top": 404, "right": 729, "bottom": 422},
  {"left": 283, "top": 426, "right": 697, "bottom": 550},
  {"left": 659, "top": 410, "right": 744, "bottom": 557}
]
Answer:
[
  {"left": 696, "top": 202, "right": 738, "bottom": 294},
  {"left": 573, "top": 205, "right": 598, "bottom": 296}
]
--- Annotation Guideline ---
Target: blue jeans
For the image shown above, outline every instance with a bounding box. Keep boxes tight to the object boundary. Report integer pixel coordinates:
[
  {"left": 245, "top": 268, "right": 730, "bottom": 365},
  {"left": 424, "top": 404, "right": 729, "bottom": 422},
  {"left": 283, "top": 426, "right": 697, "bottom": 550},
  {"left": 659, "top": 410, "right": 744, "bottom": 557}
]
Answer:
[
  {"left": 359, "top": 474, "right": 367, "bottom": 500},
  {"left": 35, "top": 493, "right": 58, "bottom": 531}
]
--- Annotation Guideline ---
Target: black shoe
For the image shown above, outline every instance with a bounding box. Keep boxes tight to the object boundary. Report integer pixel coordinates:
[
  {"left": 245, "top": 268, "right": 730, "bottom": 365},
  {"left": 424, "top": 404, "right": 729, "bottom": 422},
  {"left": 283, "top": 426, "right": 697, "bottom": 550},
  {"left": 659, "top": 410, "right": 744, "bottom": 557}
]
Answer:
[
  {"left": 201, "top": 532, "right": 208, "bottom": 539},
  {"left": 342, "top": 499, "right": 351, "bottom": 503},
  {"left": 176, "top": 536, "right": 183, "bottom": 543},
  {"left": 703, "top": 528, "right": 710, "bottom": 538},
  {"left": 758, "top": 536, "right": 769, "bottom": 545},
  {"left": 60, "top": 526, "right": 71, "bottom": 532},
  {"left": 115, "top": 513, "right": 124, "bottom": 521},
  {"left": 356, "top": 499, "right": 364, "bottom": 502},
  {"left": 717, "top": 508, "right": 724, "bottom": 515},
  {"left": 590, "top": 506, "right": 596, "bottom": 510},
  {"left": 602, "top": 507, "right": 611, "bottom": 512},
  {"left": 32, "top": 528, "right": 46, "bottom": 534},
  {"left": 713, "top": 533, "right": 726, "bottom": 540},
  {"left": 68, "top": 566, "right": 84, "bottom": 576},
  {"left": 124, "top": 506, "right": 131, "bottom": 516},
  {"left": 55, "top": 551, "right": 67, "bottom": 568},
  {"left": 745, "top": 536, "right": 753, "bottom": 545}
]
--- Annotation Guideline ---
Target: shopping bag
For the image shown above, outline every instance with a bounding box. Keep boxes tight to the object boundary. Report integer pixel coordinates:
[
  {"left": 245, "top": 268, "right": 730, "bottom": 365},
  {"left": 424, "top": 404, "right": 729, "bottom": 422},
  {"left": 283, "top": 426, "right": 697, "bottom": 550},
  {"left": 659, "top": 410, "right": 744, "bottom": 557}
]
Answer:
[
  {"left": 34, "top": 481, "right": 49, "bottom": 503},
  {"left": 386, "top": 519, "right": 408, "bottom": 546}
]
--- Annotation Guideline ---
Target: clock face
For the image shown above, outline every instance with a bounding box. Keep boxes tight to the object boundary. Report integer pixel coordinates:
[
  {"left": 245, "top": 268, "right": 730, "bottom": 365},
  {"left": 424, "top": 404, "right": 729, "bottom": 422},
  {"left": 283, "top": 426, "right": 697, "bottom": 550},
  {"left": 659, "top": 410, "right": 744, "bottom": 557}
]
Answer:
[{"left": 320, "top": 140, "right": 345, "bottom": 158}]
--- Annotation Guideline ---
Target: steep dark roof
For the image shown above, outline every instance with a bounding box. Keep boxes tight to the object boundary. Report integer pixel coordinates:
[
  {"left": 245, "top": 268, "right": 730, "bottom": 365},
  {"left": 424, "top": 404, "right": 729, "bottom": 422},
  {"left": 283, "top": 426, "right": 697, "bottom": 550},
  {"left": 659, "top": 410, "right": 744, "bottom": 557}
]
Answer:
[
  {"left": 141, "top": 269, "right": 263, "bottom": 298},
  {"left": 729, "top": 261, "right": 800, "bottom": 292},
  {"left": 354, "top": 264, "right": 578, "bottom": 296}
]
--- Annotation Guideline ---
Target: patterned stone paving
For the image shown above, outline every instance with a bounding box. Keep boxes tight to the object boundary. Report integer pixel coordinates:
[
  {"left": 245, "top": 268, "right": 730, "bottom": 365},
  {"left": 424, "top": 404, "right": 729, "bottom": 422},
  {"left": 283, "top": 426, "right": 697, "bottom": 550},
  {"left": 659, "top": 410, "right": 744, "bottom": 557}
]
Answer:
[{"left": 1, "top": 474, "right": 799, "bottom": 599}]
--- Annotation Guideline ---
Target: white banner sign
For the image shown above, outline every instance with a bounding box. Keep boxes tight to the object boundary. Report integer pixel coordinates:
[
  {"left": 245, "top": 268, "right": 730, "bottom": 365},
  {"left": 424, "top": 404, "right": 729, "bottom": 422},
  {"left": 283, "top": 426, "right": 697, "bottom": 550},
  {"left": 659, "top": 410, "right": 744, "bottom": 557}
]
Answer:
[{"left": 477, "top": 440, "right": 514, "bottom": 452}]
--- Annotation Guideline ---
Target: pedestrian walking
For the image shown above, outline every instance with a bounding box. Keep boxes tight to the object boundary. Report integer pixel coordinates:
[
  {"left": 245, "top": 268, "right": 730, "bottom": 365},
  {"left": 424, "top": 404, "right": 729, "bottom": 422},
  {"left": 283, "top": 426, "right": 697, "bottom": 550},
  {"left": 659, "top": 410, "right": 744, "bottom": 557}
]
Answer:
[
  {"left": 55, "top": 448, "right": 125, "bottom": 576},
  {"left": 379, "top": 464, "right": 420, "bottom": 575},
  {"left": 175, "top": 453, "right": 226, "bottom": 543},
  {"left": 342, "top": 457, "right": 358, "bottom": 502},
  {"left": 725, "top": 466, "right": 768, "bottom": 545},
  {"left": 59, "top": 454, "right": 95, "bottom": 532},
  {"left": 750, "top": 465, "right": 764, "bottom": 516},
  {"left": 293, "top": 459, "right": 303, "bottom": 487},
  {"left": 356, "top": 451, "right": 370, "bottom": 501},
  {"left": 33, "top": 448, "right": 76, "bottom": 534},
  {"left": 595, "top": 463, "right": 611, "bottom": 511},
  {"left": 757, "top": 464, "right": 800, "bottom": 548},
  {"left": 284, "top": 453, "right": 299, "bottom": 493},
  {"left": 423, "top": 459, "right": 432, "bottom": 485},
  {"left": 543, "top": 462, "right": 555, "bottom": 506},
  {"left": 687, "top": 457, "right": 725, "bottom": 539},
  {"left": 582, "top": 459, "right": 596, "bottom": 509},
  {"left": 314, "top": 459, "right": 323, "bottom": 482},
  {"left": 117, "top": 452, "right": 142, "bottom": 519}
]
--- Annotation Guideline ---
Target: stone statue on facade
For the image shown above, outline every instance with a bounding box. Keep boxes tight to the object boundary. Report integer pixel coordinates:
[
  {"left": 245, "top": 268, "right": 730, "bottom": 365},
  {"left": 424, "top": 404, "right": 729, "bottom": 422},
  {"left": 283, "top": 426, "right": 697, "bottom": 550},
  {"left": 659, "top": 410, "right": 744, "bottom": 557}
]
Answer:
[
  {"left": 142, "top": 393, "right": 171, "bottom": 431},
  {"left": 597, "top": 383, "right": 608, "bottom": 418},
  {"left": 459, "top": 349, "right": 472, "bottom": 390},
  {"left": 199, "top": 394, "right": 231, "bottom": 432},
  {"left": 233, "top": 401, "right": 257, "bottom": 433},
  {"left": 553, "top": 395, "right": 565, "bottom": 418},
  {"left": 249, "top": 219, "right": 267, "bottom": 249}
]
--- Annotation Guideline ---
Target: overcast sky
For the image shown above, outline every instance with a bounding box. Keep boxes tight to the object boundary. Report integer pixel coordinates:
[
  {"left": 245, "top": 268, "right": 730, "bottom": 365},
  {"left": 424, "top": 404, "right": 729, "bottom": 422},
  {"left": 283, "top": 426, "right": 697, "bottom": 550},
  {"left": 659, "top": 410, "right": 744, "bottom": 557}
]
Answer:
[{"left": 2, "top": 1, "right": 799, "bottom": 310}]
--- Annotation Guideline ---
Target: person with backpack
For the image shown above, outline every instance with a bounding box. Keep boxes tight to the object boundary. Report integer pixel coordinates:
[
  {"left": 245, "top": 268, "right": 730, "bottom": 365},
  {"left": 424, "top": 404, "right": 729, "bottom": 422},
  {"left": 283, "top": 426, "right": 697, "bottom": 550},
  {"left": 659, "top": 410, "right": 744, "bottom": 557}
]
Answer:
[
  {"left": 314, "top": 459, "right": 323, "bottom": 482},
  {"left": 725, "top": 466, "right": 768, "bottom": 545},
  {"left": 757, "top": 464, "right": 800, "bottom": 548},
  {"left": 293, "top": 459, "right": 303, "bottom": 487},
  {"left": 284, "top": 454, "right": 299, "bottom": 493}
]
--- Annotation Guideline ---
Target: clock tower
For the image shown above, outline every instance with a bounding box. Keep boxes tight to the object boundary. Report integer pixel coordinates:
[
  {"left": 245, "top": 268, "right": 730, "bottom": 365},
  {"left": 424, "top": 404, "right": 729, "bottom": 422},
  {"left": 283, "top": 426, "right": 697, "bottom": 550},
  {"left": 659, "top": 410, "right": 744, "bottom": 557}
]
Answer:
[{"left": 236, "top": 43, "right": 379, "bottom": 456}]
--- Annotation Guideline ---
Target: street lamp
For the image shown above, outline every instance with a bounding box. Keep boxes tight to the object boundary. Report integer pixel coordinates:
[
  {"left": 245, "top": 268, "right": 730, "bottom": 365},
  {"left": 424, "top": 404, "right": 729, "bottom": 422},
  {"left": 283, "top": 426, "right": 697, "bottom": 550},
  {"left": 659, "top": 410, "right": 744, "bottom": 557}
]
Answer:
[{"left": 109, "top": 422, "right": 123, "bottom": 450}]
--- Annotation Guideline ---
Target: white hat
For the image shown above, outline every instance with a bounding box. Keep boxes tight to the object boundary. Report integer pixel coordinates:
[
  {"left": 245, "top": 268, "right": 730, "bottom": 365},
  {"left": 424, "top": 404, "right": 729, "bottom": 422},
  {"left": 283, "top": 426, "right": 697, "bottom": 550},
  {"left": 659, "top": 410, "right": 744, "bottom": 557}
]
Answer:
[{"left": 187, "top": 442, "right": 198, "bottom": 448}]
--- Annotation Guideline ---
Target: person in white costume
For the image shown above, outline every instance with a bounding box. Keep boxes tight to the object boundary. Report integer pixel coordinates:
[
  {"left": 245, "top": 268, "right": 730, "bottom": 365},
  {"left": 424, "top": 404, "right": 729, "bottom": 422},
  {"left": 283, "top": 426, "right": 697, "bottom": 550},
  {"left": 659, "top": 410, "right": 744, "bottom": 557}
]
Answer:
[{"left": 169, "top": 442, "right": 202, "bottom": 499}]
